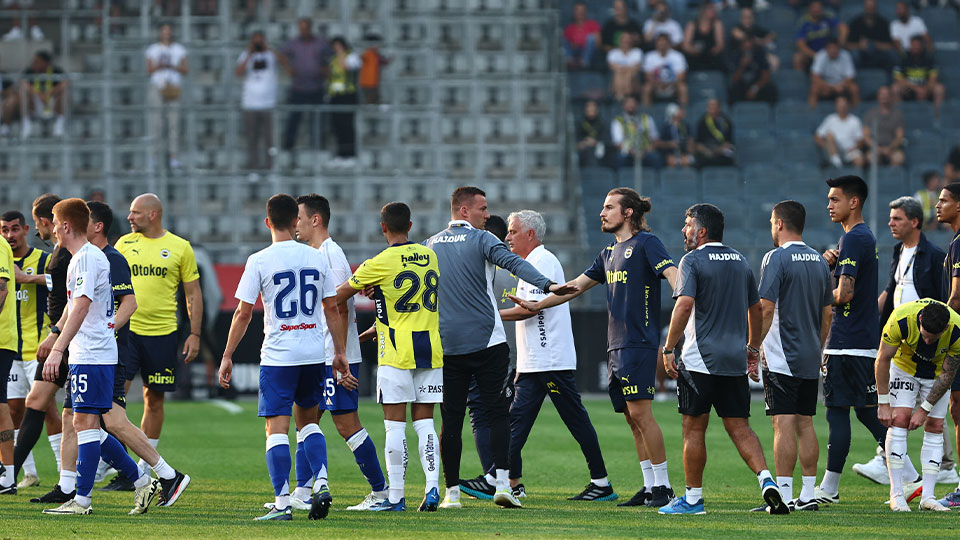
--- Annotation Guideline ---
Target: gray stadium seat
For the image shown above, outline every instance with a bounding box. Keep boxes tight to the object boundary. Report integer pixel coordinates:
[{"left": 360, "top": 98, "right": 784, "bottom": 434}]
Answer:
[
  {"left": 687, "top": 71, "right": 726, "bottom": 104},
  {"left": 857, "top": 70, "right": 889, "bottom": 101},
  {"left": 701, "top": 167, "right": 741, "bottom": 199},
  {"left": 921, "top": 7, "right": 960, "bottom": 42},
  {"left": 875, "top": 166, "right": 907, "bottom": 202},
  {"left": 659, "top": 167, "right": 699, "bottom": 200},
  {"left": 568, "top": 71, "right": 607, "bottom": 101},
  {"left": 906, "top": 132, "right": 943, "bottom": 165},
  {"left": 777, "top": 132, "right": 820, "bottom": 165},
  {"left": 732, "top": 102, "right": 772, "bottom": 133},
  {"left": 737, "top": 135, "right": 778, "bottom": 166},
  {"left": 773, "top": 71, "right": 809, "bottom": 102},
  {"left": 900, "top": 101, "right": 935, "bottom": 135},
  {"left": 775, "top": 101, "right": 817, "bottom": 134}
]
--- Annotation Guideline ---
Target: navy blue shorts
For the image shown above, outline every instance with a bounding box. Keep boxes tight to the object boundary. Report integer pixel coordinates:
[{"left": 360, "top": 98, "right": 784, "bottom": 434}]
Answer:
[
  {"left": 953, "top": 370, "right": 960, "bottom": 393},
  {"left": 125, "top": 331, "right": 178, "bottom": 392},
  {"left": 0, "top": 349, "right": 14, "bottom": 403},
  {"left": 324, "top": 364, "right": 360, "bottom": 414},
  {"left": 822, "top": 354, "right": 878, "bottom": 408},
  {"left": 258, "top": 364, "right": 325, "bottom": 417},
  {"left": 68, "top": 364, "right": 115, "bottom": 414},
  {"left": 607, "top": 347, "right": 657, "bottom": 413}
]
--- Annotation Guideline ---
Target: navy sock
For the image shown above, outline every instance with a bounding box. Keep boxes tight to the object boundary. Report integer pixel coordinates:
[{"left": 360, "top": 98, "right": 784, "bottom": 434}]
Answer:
[
  {"left": 76, "top": 429, "right": 102, "bottom": 498},
  {"left": 300, "top": 424, "right": 328, "bottom": 486},
  {"left": 294, "top": 439, "right": 311, "bottom": 488},
  {"left": 854, "top": 406, "right": 887, "bottom": 448},
  {"left": 265, "top": 434, "right": 291, "bottom": 497},
  {"left": 347, "top": 428, "right": 387, "bottom": 492},
  {"left": 100, "top": 432, "right": 140, "bottom": 483},
  {"left": 826, "top": 407, "right": 851, "bottom": 473}
]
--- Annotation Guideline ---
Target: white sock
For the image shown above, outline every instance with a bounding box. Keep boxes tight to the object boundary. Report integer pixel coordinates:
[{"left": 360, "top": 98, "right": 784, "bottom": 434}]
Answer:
[
  {"left": 639, "top": 460, "right": 654, "bottom": 492},
  {"left": 903, "top": 452, "right": 920, "bottom": 483},
  {"left": 412, "top": 418, "right": 439, "bottom": 493},
  {"left": 495, "top": 468, "right": 509, "bottom": 491},
  {"left": 921, "top": 431, "right": 944, "bottom": 500},
  {"left": 685, "top": 486, "right": 702, "bottom": 504},
  {"left": 820, "top": 470, "right": 841, "bottom": 495},
  {"left": 756, "top": 469, "right": 773, "bottom": 487},
  {"left": 49, "top": 433, "right": 62, "bottom": 471},
  {"left": 151, "top": 456, "right": 176, "bottom": 480},
  {"left": 445, "top": 485, "right": 460, "bottom": 500},
  {"left": 776, "top": 476, "right": 793, "bottom": 501},
  {"left": 138, "top": 438, "right": 159, "bottom": 474},
  {"left": 384, "top": 420, "right": 407, "bottom": 504},
  {"left": 0, "top": 465, "right": 12, "bottom": 488},
  {"left": 800, "top": 475, "right": 816, "bottom": 502},
  {"left": 484, "top": 473, "right": 496, "bottom": 486},
  {"left": 59, "top": 470, "right": 77, "bottom": 493},
  {"left": 133, "top": 472, "right": 150, "bottom": 489},
  {"left": 74, "top": 494, "right": 91, "bottom": 508},
  {"left": 886, "top": 427, "right": 908, "bottom": 498},
  {"left": 592, "top": 477, "right": 610, "bottom": 487},
  {"left": 652, "top": 461, "right": 670, "bottom": 488},
  {"left": 293, "top": 486, "right": 311, "bottom": 501},
  {"left": 276, "top": 494, "right": 290, "bottom": 510}
]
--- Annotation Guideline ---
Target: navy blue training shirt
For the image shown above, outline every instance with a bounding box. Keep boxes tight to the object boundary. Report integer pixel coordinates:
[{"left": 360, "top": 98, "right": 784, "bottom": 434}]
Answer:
[
  {"left": 942, "top": 229, "right": 960, "bottom": 302},
  {"left": 825, "top": 222, "right": 880, "bottom": 353},
  {"left": 103, "top": 244, "right": 135, "bottom": 351}
]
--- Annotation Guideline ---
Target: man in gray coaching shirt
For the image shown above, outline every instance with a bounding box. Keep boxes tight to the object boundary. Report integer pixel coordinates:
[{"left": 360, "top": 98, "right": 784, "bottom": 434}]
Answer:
[
  {"left": 755, "top": 201, "right": 834, "bottom": 512},
  {"left": 659, "top": 203, "right": 788, "bottom": 515}
]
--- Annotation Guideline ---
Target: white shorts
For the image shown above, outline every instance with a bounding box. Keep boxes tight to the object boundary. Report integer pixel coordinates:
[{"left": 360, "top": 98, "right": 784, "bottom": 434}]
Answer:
[
  {"left": 376, "top": 365, "right": 443, "bottom": 404},
  {"left": 6, "top": 359, "right": 37, "bottom": 400},
  {"left": 889, "top": 364, "right": 950, "bottom": 419}
]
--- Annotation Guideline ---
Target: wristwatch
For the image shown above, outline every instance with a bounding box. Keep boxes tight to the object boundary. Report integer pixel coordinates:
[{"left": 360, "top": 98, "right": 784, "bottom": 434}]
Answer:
[
  {"left": 50, "top": 325, "right": 61, "bottom": 334},
  {"left": 661, "top": 347, "right": 674, "bottom": 356}
]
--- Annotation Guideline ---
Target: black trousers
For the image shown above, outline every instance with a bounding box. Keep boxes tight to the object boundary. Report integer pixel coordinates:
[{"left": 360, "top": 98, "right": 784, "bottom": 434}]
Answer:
[
  {"left": 509, "top": 370, "right": 607, "bottom": 480},
  {"left": 282, "top": 89, "right": 324, "bottom": 150},
  {"left": 441, "top": 343, "right": 510, "bottom": 488},
  {"left": 329, "top": 92, "right": 357, "bottom": 157}
]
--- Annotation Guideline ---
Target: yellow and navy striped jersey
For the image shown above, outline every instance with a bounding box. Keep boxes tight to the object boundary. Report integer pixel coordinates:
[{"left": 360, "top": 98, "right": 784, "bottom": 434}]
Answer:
[
  {"left": 881, "top": 299, "right": 960, "bottom": 379},
  {"left": 14, "top": 247, "right": 51, "bottom": 360},
  {"left": 348, "top": 242, "right": 442, "bottom": 370},
  {"left": 0, "top": 240, "right": 16, "bottom": 352},
  {"left": 116, "top": 231, "right": 199, "bottom": 336}
]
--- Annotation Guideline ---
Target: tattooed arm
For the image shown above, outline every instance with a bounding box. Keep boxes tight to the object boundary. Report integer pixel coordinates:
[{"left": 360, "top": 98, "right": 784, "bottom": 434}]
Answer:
[{"left": 910, "top": 355, "right": 960, "bottom": 430}]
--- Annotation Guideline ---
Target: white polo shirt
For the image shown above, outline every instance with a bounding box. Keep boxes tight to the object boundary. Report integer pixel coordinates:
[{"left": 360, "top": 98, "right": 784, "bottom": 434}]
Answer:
[{"left": 514, "top": 245, "right": 576, "bottom": 373}]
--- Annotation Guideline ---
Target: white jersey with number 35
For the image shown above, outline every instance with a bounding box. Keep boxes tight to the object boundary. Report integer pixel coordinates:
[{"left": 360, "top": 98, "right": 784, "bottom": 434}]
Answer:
[
  {"left": 66, "top": 242, "right": 118, "bottom": 366},
  {"left": 235, "top": 240, "right": 337, "bottom": 367}
]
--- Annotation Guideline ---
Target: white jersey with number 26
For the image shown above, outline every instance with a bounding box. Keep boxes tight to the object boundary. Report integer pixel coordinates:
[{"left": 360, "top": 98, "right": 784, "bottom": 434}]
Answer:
[{"left": 235, "top": 240, "right": 337, "bottom": 367}]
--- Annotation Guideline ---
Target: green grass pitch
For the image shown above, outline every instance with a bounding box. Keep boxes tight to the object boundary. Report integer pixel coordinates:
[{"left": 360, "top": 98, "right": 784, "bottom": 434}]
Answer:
[{"left": 3, "top": 399, "right": 959, "bottom": 539}]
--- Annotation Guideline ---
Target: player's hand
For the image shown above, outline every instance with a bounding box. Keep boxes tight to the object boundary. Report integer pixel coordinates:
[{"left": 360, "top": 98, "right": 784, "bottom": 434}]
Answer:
[
  {"left": 822, "top": 248, "right": 839, "bottom": 268},
  {"left": 549, "top": 283, "right": 580, "bottom": 296},
  {"left": 507, "top": 294, "right": 539, "bottom": 313},
  {"left": 747, "top": 349, "right": 760, "bottom": 382},
  {"left": 909, "top": 408, "right": 928, "bottom": 430},
  {"left": 332, "top": 353, "right": 358, "bottom": 390},
  {"left": 218, "top": 357, "right": 233, "bottom": 389},
  {"left": 37, "top": 333, "right": 57, "bottom": 361},
  {"left": 877, "top": 402, "right": 893, "bottom": 427},
  {"left": 358, "top": 325, "right": 377, "bottom": 343},
  {"left": 43, "top": 350, "right": 62, "bottom": 382},
  {"left": 362, "top": 285, "right": 376, "bottom": 300},
  {"left": 183, "top": 333, "right": 200, "bottom": 364},
  {"left": 662, "top": 351, "right": 678, "bottom": 379}
]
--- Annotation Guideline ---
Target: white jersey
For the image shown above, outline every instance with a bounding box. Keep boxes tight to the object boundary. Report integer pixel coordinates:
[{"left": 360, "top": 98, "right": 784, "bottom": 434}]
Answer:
[
  {"left": 235, "top": 240, "right": 337, "bottom": 367},
  {"left": 514, "top": 245, "right": 576, "bottom": 373},
  {"left": 317, "top": 238, "right": 362, "bottom": 365},
  {"left": 145, "top": 42, "right": 187, "bottom": 88},
  {"left": 66, "top": 242, "right": 118, "bottom": 366}
]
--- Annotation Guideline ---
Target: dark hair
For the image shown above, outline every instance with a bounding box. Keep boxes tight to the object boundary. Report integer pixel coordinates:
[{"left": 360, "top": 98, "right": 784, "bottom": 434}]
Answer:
[
  {"left": 920, "top": 302, "right": 950, "bottom": 334},
  {"left": 35, "top": 50, "right": 52, "bottom": 63},
  {"left": 381, "top": 202, "right": 411, "bottom": 233},
  {"left": 331, "top": 36, "right": 349, "bottom": 49},
  {"left": 608, "top": 187, "right": 652, "bottom": 232},
  {"left": 451, "top": 186, "right": 486, "bottom": 213},
  {"left": 772, "top": 200, "right": 806, "bottom": 234},
  {"left": 0, "top": 210, "right": 26, "bottom": 226},
  {"left": 86, "top": 201, "right": 113, "bottom": 237},
  {"left": 945, "top": 182, "right": 960, "bottom": 202},
  {"left": 297, "top": 193, "right": 331, "bottom": 228},
  {"left": 32, "top": 193, "right": 61, "bottom": 220},
  {"left": 825, "top": 37, "right": 839, "bottom": 46},
  {"left": 266, "top": 193, "right": 299, "bottom": 230},
  {"left": 826, "top": 175, "right": 868, "bottom": 204},
  {"left": 485, "top": 215, "right": 508, "bottom": 242},
  {"left": 923, "top": 170, "right": 940, "bottom": 186},
  {"left": 686, "top": 203, "right": 724, "bottom": 242}
]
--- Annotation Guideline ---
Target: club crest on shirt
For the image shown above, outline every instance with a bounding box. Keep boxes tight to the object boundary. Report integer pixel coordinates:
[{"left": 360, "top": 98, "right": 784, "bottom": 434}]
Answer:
[
  {"left": 75, "top": 276, "right": 83, "bottom": 287},
  {"left": 24, "top": 267, "right": 34, "bottom": 275},
  {"left": 624, "top": 247, "right": 633, "bottom": 259},
  {"left": 160, "top": 249, "right": 171, "bottom": 259}
]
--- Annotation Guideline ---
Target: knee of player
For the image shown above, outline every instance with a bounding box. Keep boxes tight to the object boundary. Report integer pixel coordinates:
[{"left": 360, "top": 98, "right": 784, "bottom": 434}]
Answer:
[
  {"left": 333, "top": 414, "right": 362, "bottom": 439},
  {"left": 891, "top": 410, "right": 912, "bottom": 428},
  {"left": 924, "top": 417, "right": 945, "bottom": 434}
]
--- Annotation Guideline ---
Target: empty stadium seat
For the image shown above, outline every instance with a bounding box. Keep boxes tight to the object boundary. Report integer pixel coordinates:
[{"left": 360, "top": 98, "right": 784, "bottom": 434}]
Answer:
[
  {"left": 900, "top": 101, "right": 935, "bottom": 135},
  {"left": 732, "top": 102, "right": 772, "bottom": 133},
  {"left": 857, "top": 69, "right": 889, "bottom": 101},
  {"left": 773, "top": 71, "right": 809, "bottom": 102},
  {"left": 906, "top": 132, "right": 944, "bottom": 165},
  {"left": 568, "top": 71, "right": 608, "bottom": 101},
  {"left": 687, "top": 71, "right": 726, "bottom": 104},
  {"left": 701, "top": 167, "right": 741, "bottom": 199},
  {"left": 775, "top": 101, "right": 817, "bottom": 134},
  {"left": 737, "top": 135, "right": 778, "bottom": 166},
  {"left": 659, "top": 168, "right": 699, "bottom": 199}
]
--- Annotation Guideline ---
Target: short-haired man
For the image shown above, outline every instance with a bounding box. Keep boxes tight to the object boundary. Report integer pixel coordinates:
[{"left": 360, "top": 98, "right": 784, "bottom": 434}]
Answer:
[
  {"left": 498, "top": 210, "right": 612, "bottom": 501},
  {"left": 659, "top": 203, "right": 787, "bottom": 515},
  {"left": 220, "top": 193, "right": 348, "bottom": 521},
  {"left": 334, "top": 202, "right": 444, "bottom": 512},
  {"left": 815, "top": 96, "right": 864, "bottom": 169},
  {"left": 1, "top": 210, "right": 60, "bottom": 488},
  {"left": 294, "top": 194, "right": 387, "bottom": 511},
  {"left": 753, "top": 201, "right": 833, "bottom": 511},
  {"left": 424, "top": 186, "right": 576, "bottom": 509},
  {"left": 511, "top": 188, "right": 678, "bottom": 509},
  {"left": 934, "top": 182, "right": 960, "bottom": 506},
  {"left": 876, "top": 300, "right": 960, "bottom": 511},
  {"left": 117, "top": 194, "right": 203, "bottom": 475},
  {"left": 816, "top": 175, "right": 887, "bottom": 504}
]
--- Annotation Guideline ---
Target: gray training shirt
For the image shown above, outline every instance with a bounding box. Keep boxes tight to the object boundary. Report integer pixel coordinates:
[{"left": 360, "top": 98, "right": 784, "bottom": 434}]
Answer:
[
  {"left": 758, "top": 241, "right": 834, "bottom": 380},
  {"left": 674, "top": 242, "right": 760, "bottom": 376},
  {"left": 424, "top": 220, "right": 554, "bottom": 356}
]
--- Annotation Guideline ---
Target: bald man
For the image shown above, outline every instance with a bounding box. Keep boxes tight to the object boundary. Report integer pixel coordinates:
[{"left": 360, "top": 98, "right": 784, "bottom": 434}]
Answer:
[{"left": 113, "top": 194, "right": 202, "bottom": 488}]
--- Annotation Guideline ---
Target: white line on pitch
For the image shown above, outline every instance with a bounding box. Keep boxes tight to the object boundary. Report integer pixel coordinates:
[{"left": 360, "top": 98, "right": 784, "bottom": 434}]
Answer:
[{"left": 210, "top": 399, "right": 243, "bottom": 414}]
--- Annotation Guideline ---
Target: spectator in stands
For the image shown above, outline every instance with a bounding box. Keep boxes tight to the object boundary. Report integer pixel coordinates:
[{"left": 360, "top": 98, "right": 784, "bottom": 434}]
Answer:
[
  {"left": 809, "top": 38, "right": 859, "bottom": 109},
  {"left": 577, "top": 100, "right": 606, "bottom": 167},
  {"left": 0, "top": 51, "right": 68, "bottom": 139},
  {"left": 564, "top": 1, "right": 601, "bottom": 70},
  {"left": 280, "top": 18, "right": 328, "bottom": 154},
  {"left": 601, "top": 0, "right": 641, "bottom": 52},
  {"left": 236, "top": 31, "right": 280, "bottom": 172},
  {"left": 861, "top": 86, "right": 905, "bottom": 167},
  {"left": 1, "top": 13, "right": 44, "bottom": 41},
  {"left": 682, "top": 1, "right": 726, "bottom": 72},
  {"left": 945, "top": 134, "right": 960, "bottom": 183},
  {"left": 145, "top": 24, "right": 187, "bottom": 170},
  {"left": 814, "top": 96, "right": 864, "bottom": 169},
  {"left": 728, "top": 36, "right": 777, "bottom": 104},
  {"left": 793, "top": 1, "right": 846, "bottom": 72},
  {"left": 915, "top": 170, "right": 944, "bottom": 231},
  {"left": 890, "top": 1, "right": 932, "bottom": 54},
  {"left": 359, "top": 34, "right": 389, "bottom": 105},
  {"left": 610, "top": 96, "right": 662, "bottom": 169},
  {"left": 0, "top": 64, "right": 12, "bottom": 136},
  {"left": 893, "top": 36, "right": 945, "bottom": 111},
  {"left": 642, "top": 1, "right": 684, "bottom": 49},
  {"left": 845, "top": 0, "right": 898, "bottom": 70},
  {"left": 608, "top": 33, "right": 643, "bottom": 101},
  {"left": 641, "top": 34, "right": 688, "bottom": 107},
  {"left": 327, "top": 37, "right": 361, "bottom": 167},
  {"left": 658, "top": 103, "right": 694, "bottom": 168},
  {"left": 730, "top": 7, "right": 779, "bottom": 71},
  {"left": 694, "top": 98, "right": 735, "bottom": 167}
]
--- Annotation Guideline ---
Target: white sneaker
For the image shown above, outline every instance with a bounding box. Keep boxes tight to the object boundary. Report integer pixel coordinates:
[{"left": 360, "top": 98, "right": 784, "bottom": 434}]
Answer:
[
  {"left": 493, "top": 488, "right": 522, "bottom": 508},
  {"left": 129, "top": 478, "right": 160, "bottom": 515},
  {"left": 30, "top": 25, "right": 44, "bottom": 41},
  {"left": 346, "top": 492, "right": 386, "bottom": 510},
  {"left": 919, "top": 497, "right": 950, "bottom": 512},
  {"left": 852, "top": 454, "right": 889, "bottom": 485},
  {"left": 829, "top": 154, "right": 843, "bottom": 168},
  {"left": 903, "top": 479, "right": 923, "bottom": 502},
  {"left": 890, "top": 495, "right": 910, "bottom": 512},
  {"left": 813, "top": 486, "right": 839, "bottom": 505},
  {"left": 94, "top": 461, "right": 116, "bottom": 483},
  {"left": 262, "top": 497, "right": 310, "bottom": 511},
  {"left": 439, "top": 491, "right": 462, "bottom": 509},
  {"left": 2, "top": 26, "right": 23, "bottom": 41},
  {"left": 52, "top": 116, "right": 65, "bottom": 137},
  {"left": 18, "top": 473, "right": 39, "bottom": 488},
  {"left": 43, "top": 500, "right": 93, "bottom": 515},
  {"left": 938, "top": 466, "right": 960, "bottom": 484}
]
